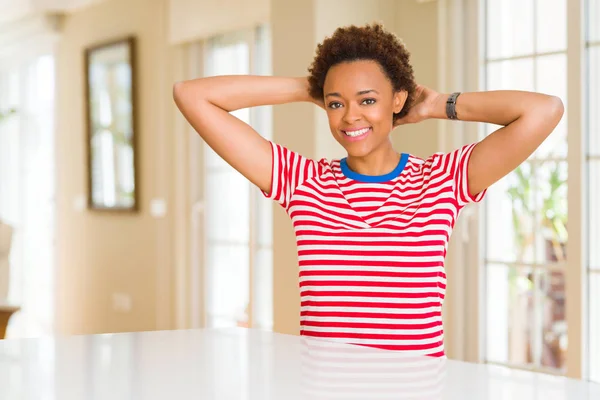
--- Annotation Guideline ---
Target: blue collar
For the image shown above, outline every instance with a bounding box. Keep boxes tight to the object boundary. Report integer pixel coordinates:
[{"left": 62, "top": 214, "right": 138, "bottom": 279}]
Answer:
[{"left": 340, "top": 153, "right": 409, "bottom": 183}]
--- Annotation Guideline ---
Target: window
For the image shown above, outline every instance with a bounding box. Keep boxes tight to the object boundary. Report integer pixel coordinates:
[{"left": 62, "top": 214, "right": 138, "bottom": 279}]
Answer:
[
  {"left": 586, "top": 0, "right": 600, "bottom": 383},
  {"left": 0, "top": 54, "right": 56, "bottom": 339},
  {"left": 482, "top": 0, "right": 569, "bottom": 373},
  {"left": 202, "top": 26, "right": 273, "bottom": 330}
]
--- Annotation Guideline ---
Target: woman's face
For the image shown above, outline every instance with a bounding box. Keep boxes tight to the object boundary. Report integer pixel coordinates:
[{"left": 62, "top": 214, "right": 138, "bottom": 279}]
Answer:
[{"left": 322, "top": 60, "right": 407, "bottom": 159}]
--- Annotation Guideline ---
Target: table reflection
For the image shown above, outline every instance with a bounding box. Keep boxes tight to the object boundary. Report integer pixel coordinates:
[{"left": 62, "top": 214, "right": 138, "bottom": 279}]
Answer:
[{"left": 0, "top": 328, "right": 598, "bottom": 400}]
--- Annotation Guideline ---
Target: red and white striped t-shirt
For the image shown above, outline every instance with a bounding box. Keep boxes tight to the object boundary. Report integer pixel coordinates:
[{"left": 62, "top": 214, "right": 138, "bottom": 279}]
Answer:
[{"left": 263, "top": 141, "right": 486, "bottom": 357}]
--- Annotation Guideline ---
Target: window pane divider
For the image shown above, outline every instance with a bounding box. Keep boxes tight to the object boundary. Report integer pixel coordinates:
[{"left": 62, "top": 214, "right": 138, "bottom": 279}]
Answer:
[
  {"left": 589, "top": 269, "right": 600, "bottom": 274},
  {"left": 526, "top": 157, "right": 569, "bottom": 164},
  {"left": 486, "top": 49, "right": 567, "bottom": 63},
  {"left": 566, "top": 0, "right": 586, "bottom": 380},
  {"left": 484, "top": 261, "right": 568, "bottom": 270}
]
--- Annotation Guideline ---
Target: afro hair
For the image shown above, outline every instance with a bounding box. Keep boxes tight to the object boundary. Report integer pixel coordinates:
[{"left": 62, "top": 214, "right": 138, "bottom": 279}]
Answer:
[{"left": 307, "top": 22, "right": 417, "bottom": 121}]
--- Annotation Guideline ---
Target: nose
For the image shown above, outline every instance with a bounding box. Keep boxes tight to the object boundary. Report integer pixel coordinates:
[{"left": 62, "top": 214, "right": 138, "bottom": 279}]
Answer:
[{"left": 342, "top": 102, "right": 362, "bottom": 124}]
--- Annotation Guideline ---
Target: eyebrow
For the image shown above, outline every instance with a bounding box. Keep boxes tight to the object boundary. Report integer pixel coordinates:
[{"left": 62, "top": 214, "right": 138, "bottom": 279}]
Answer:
[{"left": 325, "top": 89, "right": 379, "bottom": 98}]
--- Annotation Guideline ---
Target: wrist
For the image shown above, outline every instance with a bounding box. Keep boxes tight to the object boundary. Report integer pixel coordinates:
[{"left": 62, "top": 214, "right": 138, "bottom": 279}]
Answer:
[
  {"left": 430, "top": 93, "right": 450, "bottom": 120},
  {"left": 295, "top": 77, "right": 313, "bottom": 103}
]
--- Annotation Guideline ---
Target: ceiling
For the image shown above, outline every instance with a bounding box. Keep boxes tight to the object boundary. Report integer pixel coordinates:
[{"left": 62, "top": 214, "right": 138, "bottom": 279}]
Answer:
[{"left": 0, "top": 0, "right": 105, "bottom": 24}]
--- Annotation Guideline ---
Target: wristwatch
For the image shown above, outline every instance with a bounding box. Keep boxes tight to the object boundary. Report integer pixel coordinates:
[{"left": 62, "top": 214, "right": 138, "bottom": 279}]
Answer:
[{"left": 446, "top": 92, "right": 461, "bottom": 120}]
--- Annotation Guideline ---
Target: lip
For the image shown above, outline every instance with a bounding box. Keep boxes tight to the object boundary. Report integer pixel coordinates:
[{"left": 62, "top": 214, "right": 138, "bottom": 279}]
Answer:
[{"left": 341, "top": 127, "right": 372, "bottom": 142}]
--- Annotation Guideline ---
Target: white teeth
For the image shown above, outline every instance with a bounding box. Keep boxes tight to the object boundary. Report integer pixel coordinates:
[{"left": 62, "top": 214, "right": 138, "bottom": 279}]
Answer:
[{"left": 344, "top": 127, "right": 370, "bottom": 137}]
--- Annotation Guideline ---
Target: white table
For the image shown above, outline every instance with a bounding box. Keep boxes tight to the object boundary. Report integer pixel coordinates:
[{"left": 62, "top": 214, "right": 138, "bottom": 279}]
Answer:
[{"left": 0, "top": 327, "right": 598, "bottom": 399}]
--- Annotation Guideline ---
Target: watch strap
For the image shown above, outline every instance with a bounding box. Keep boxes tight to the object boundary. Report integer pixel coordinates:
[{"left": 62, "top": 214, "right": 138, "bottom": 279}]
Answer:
[{"left": 446, "top": 92, "right": 461, "bottom": 120}]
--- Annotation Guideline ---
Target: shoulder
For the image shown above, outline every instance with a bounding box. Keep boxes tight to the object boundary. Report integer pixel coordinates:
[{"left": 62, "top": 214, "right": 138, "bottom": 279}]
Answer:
[
  {"left": 402, "top": 152, "right": 446, "bottom": 175},
  {"left": 269, "top": 142, "right": 331, "bottom": 173},
  {"left": 403, "top": 143, "right": 478, "bottom": 177}
]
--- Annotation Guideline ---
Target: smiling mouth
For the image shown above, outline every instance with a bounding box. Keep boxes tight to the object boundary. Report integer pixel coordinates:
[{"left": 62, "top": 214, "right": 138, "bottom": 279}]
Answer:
[{"left": 342, "top": 127, "right": 371, "bottom": 140}]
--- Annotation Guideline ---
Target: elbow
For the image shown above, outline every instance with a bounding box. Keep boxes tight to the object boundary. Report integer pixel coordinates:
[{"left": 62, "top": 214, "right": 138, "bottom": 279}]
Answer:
[
  {"left": 172, "top": 81, "right": 186, "bottom": 104},
  {"left": 172, "top": 81, "right": 198, "bottom": 110},
  {"left": 529, "top": 95, "right": 564, "bottom": 129},
  {"left": 173, "top": 80, "right": 210, "bottom": 108},
  {"left": 548, "top": 95, "right": 565, "bottom": 122}
]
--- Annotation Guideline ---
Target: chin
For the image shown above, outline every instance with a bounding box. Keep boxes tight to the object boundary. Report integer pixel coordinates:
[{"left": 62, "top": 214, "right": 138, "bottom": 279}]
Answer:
[
  {"left": 333, "top": 129, "right": 386, "bottom": 159},
  {"left": 343, "top": 143, "right": 376, "bottom": 159}
]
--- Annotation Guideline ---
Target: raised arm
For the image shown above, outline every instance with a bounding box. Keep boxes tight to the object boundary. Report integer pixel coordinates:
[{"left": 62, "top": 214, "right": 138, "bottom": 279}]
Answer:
[
  {"left": 441, "top": 91, "right": 564, "bottom": 196},
  {"left": 172, "top": 75, "right": 314, "bottom": 193},
  {"left": 397, "top": 87, "right": 564, "bottom": 197}
]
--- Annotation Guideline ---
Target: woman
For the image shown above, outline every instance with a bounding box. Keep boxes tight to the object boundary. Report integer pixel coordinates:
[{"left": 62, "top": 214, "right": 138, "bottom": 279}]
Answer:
[{"left": 173, "top": 23, "right": 564, "bottom": 357}]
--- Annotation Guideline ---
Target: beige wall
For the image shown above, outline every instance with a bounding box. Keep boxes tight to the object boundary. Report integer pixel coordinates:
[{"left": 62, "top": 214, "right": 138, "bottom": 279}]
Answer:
[
  {"left": 168, "top": 0, "right": 270, "bottom": 44},
  {"left": 55, "top": 0, "right": 175, "bottom": 335},
  {"left": 269, "top": 0, "right": 317, "bottom": 335},
  {"left": 393, "top": 0, "right": 440, "bottom": 158}
]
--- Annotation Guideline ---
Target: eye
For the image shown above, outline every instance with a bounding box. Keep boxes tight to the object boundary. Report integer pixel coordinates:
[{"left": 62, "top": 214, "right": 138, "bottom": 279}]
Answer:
[
  {"left": 328, "top": 101, "right": 343, "bottom": 109},
  {"left": 361, "top": 98, "right": 376, "bottom": 105}
]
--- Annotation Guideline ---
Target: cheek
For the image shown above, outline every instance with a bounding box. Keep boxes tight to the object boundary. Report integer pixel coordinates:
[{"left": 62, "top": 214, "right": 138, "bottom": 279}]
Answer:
[
  {"left": 326, "top": 111, "right": 342, "bottom": 131},
  {"left": 367, "top": 105, "right": 394, "bottom": 127}
]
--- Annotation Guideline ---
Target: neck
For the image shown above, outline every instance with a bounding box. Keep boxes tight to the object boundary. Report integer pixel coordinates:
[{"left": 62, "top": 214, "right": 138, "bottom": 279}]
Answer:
[{"left": 345, "top": 142, "right": 400, "bottom": 176}]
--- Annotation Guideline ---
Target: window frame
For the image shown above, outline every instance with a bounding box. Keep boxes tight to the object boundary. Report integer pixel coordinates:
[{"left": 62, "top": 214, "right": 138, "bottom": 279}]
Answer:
[
  {"left": 584, "top": 0, "right": 600, "bottom": 382},
  {"left": 176, "top": 24, "right": 273, "bottom": 330},
  {"left": 0, "top": 52, "right": 57, "bottom": 339},
  {"left": 462, "top": 0, "right": 588, "bottom": 380}
]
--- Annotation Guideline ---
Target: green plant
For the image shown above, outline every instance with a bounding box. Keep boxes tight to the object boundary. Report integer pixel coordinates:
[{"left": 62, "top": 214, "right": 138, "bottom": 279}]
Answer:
[
  {"left": 506, "top": 162, "right": 568, "bottom": 263},
  {"left": 505, "top": 162, "right": 567, "bottom": 324},
  {"left": 506, "top": 165, "right": 533, "bottom": 261},
  {"left": 504, "top": 161, "right": 568, "bottom": 364},
  {"left": 0, "top": 108, "right": 16, "bottom": 122}
]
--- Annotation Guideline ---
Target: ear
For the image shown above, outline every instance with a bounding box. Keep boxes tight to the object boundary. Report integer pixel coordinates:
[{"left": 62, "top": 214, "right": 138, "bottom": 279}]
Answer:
[{"left": 393, "top": 90, "right": 409, "bottom": 114}]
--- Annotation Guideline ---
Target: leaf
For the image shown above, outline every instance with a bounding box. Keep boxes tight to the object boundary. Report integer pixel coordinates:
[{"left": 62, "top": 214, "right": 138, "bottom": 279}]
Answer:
[{"left": 0, "top": 108, "right": 16, "bottom": 121}]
